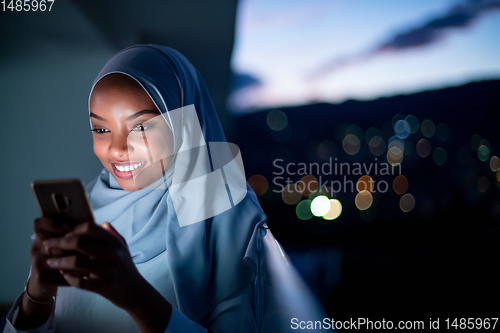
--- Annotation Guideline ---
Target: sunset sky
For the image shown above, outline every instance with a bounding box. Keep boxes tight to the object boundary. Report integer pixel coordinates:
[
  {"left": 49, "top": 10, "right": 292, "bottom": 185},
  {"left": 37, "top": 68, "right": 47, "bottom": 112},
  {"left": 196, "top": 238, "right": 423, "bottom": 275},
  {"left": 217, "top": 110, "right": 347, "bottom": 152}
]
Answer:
[{"left": 229, "top": 0, "right": 500, "bottom": 113}]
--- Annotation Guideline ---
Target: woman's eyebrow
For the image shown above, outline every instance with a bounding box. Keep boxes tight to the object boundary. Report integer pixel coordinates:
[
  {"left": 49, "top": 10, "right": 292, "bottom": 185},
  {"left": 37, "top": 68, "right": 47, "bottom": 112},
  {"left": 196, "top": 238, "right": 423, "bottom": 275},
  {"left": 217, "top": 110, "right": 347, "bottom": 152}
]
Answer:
[
  {"left": 90, "top": 113, "right": 106, "bottom": 121},
  {"left": 126, "top": 109, "right": 160, "bottom": 121}
]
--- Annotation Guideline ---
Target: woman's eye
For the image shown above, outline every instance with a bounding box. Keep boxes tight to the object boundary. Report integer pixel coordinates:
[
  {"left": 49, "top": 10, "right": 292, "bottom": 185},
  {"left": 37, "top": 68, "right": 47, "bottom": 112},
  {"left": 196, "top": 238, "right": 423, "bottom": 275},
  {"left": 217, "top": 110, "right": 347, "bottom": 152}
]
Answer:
[
  {"left": 91, "top": 128, "right": 108, "bottom": 134},
  {"left": 133, "top": 125, "right": 148, "bottom": 131}
]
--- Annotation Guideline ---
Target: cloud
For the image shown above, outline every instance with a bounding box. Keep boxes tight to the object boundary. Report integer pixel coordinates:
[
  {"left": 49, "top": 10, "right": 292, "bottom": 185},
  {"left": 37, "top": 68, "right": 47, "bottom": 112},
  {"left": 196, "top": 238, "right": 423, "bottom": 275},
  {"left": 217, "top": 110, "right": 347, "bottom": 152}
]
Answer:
[
  {"left": 229, "top": 71, "right": 262, "bottom": 92},
  {"left": 309, "top": 0, "right": 500, "bottom": 78},
  {"left": 378, "top": 0, "right": 500, "bottom": 51},
  {"left": 227, "top": 71, "right": 263, "bottom": 112}
]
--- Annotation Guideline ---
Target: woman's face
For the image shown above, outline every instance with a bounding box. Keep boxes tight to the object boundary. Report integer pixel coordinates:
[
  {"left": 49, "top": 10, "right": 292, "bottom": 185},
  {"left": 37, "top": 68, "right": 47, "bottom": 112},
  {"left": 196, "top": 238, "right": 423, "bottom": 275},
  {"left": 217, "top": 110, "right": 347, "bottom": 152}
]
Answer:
[{"left": 89, "top": 74, "right": 173, "bottom": 191}]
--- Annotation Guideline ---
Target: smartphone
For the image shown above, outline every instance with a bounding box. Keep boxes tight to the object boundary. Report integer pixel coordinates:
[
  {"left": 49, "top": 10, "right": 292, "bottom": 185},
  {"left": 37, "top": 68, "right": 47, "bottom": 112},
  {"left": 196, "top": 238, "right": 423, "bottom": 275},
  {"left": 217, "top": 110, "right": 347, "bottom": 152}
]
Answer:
[
  {"left": 32, "top": 179, "right": 95, "bottom": 279},
  {"left": 31, "top": 179, "right": 95, "bottom": 230}
]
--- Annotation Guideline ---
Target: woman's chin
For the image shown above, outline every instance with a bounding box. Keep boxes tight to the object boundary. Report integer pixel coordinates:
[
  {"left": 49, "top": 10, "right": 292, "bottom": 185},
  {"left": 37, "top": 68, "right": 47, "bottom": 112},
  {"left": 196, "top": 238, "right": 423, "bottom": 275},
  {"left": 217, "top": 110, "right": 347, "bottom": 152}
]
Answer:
[{"left": 115, "top": 178, "right": 143, "bottom": 191}]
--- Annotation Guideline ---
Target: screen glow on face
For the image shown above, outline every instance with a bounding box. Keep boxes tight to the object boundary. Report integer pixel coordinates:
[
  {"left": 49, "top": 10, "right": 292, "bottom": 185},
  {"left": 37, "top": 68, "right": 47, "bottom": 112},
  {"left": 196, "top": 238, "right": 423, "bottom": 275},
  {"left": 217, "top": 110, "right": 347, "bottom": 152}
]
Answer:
[{"left": 90, "top": 74, "right": 173, "bottom": 191}]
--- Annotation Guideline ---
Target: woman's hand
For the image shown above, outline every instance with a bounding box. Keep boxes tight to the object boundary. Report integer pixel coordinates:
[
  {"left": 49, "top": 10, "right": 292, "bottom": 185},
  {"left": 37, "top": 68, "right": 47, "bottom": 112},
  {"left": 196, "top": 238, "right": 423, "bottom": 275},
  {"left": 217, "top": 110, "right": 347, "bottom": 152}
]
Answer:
[
  {"left": 43, "top": 221, "right": 142, "bottom": 310},
  {"left": 43, "top": 221, "right": 173, "bottom": 332},
  {"left": 14, "top": 217, "right": 72, "bottom": 330},
  {"left": 30, "top": 217, "right": 72, "bottom": 300}
]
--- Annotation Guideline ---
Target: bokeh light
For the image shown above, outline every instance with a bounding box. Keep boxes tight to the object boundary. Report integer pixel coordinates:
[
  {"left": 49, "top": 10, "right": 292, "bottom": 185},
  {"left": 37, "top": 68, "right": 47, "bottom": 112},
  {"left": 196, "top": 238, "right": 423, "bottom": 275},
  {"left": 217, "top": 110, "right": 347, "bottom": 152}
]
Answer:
[
  {"left": 400, "top": 193, "right": 416, "bottom": 213},
  {"left": 345, "top": 124, "right": 363, "bottom": 141},
  {"left": 388, "top": 136, "right": 405, "bottom": 152},
  {"left": 394, "top": 119, "right": 411, "bottom": 139},
  {"left": 343, "top": 134, "right": 361, "bottom": 155},
  {"left": 282, "top": 183, "right": 303, "bottom": 205},
  {"left": 365, "top": 127, "right": 382, "bottom": 145},
  {"left": 471, "top": 134, "right": 482, "bottom": 151},
  {"left": 266, "top": 110, "right": 288, "bottom": 131},
  {"left": 311, "top": 195, "right": 331, "bottom": 217},
  {"left": 477, "top": 176, "right": 489, "bottom": 193},
  {"left": 433, "top": 147, "right": 447, "bottom": 166},
  {"left": 421, "top": 119, "right": 436, "bottom": 138},
  {"left": 387, "top": 146, "right": 403, "bottom": 166},
  {"left": 478, "top": 145, "right": 490, "bottom": 162},
  {"left": 416, "top": 139, "right": 431, "bottom": 158},
  {"left": 393, "top": 175, "right": 409, "bottom": 195},
  {"left": 323, "top": 199, "right": 342, "bottom": 220},
  {"left": 391, "top": 114, "right": 404, "bottom": 127},
  {"left": 479, "top": 139, "right": 491, "bottom": 150},
  {"left": 405, "top": 115, "right": 419, "bottom": 134},
  {"left": 436, "top": 123, "right": 450, "bottom": 141},
  {"left": 299, "top": 175, "right": 319, "bottom": 196},
  {"left": 357, "top": 175, "right": 374, "bottom": 192},
  {"left": 247, "top": 175, "right": 268, "bottom": 196},
  {"left": 369, "top": 136, "right": 386, "bottom": 156},
  {"left": 355, "top": 190, "right": 373, "bottom": 210},
  {"left": 491, "top": 156, "right": 500, "bottom": 172},
  {"left": 296, "top": 200, "right": 313, "bottom": 220}
]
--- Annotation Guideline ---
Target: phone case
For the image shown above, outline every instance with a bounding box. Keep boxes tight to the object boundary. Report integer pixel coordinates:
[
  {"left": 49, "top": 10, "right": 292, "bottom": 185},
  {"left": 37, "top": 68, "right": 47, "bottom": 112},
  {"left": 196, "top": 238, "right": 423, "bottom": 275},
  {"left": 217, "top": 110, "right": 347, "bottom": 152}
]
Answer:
[{"left": 31, "top": 179, "right": 95, "bottom": 225}]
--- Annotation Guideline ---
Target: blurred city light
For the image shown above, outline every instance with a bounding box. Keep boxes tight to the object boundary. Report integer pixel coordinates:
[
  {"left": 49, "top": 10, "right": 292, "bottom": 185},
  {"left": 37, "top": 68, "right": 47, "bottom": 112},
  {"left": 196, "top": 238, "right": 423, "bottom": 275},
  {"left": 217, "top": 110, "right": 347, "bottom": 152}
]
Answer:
[
  {"left": 248, "top": 174, "right": 269, "bottom": 196},
  {"left": 433, "top": 147, "right": 447, "bottom": 165},
  {"left": 296, "top": 200, "right": 313, "bottom": 220},
  {"left": 266, "top": 110, "right": 288, "bottom": 131},
  {"left": 355, "top": 190, "right": 373, "bottom": 210},
  {"left": 393, "top": 175, "right": 409, "bottom": 195},
  {"left": 323, "top": 199, "right": 342, "bottom": 220},
  {"left": 311, "top": 195, "right": 331, "bottom": 217},
  {"left": 400, "top": 193, "right": 415, "bottom": 212},
  {"left": 421, "top": 119, "right": 436, "bottom": 138}
]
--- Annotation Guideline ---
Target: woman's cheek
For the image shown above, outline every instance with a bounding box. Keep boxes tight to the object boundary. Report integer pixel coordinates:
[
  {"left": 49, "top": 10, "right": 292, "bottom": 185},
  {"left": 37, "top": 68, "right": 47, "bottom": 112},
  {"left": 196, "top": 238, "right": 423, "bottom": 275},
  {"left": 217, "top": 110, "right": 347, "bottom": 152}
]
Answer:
[
  {"left": 93, "top": 140, "right": 104, "bottom": 160},
  {"left": 93, "top": 138, "right": 112, "bottom": 170},
  {"left": 149, "top": 133, "right": 173, "bottom": 163},
  {"left": 134, "top": 134, "right": 167, "bottom": 164}
]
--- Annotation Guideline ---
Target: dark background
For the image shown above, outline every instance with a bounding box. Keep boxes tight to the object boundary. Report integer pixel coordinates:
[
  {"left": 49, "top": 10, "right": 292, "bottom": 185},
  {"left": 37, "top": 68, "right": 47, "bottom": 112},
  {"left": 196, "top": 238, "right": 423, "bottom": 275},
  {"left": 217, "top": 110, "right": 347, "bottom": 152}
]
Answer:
[{"left": 1, "top": 0, "right": 499, "bottom": 330}]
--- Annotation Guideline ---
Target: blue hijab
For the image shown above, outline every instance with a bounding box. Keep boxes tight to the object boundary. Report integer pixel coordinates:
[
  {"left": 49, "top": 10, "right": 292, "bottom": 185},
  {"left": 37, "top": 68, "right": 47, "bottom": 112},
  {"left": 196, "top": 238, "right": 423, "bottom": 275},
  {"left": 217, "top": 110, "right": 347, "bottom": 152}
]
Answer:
[{"left": 85, "top": 44, "right": 267, "bottom": 325}]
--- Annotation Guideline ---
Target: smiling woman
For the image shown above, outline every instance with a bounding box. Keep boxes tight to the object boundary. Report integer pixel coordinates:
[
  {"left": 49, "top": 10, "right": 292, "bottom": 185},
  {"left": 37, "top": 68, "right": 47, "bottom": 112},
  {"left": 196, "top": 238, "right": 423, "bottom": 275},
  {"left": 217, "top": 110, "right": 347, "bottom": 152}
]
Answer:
[
  {"left": 89, "top": 74, "right": 174, "bottom": 191},
  {"left": 2, "top": 45, "right": 297, "bottom": 333}
]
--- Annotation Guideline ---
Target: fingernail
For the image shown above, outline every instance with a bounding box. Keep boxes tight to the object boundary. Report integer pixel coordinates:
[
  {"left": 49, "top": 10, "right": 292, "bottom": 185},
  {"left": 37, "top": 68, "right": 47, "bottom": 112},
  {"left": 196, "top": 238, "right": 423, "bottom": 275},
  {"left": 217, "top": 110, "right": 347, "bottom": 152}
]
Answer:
[{"left": 46, "top": 258, "right": 58, "bottom": 267}]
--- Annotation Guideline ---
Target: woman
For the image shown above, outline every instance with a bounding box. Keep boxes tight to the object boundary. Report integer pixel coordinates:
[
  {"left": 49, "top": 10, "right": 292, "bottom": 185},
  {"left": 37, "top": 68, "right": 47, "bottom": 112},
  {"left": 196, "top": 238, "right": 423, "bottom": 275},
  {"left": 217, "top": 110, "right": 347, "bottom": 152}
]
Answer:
[{"left": 3, "top": 44, "right": 275, "bottom": 333}]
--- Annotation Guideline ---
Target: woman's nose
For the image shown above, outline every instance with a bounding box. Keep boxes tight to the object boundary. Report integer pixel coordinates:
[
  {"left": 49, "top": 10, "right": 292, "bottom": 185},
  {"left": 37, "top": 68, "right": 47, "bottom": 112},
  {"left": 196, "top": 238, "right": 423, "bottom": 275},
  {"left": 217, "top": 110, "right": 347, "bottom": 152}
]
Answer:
[{"left": 110, "top": 133, "right": 133, "bottom": 159}]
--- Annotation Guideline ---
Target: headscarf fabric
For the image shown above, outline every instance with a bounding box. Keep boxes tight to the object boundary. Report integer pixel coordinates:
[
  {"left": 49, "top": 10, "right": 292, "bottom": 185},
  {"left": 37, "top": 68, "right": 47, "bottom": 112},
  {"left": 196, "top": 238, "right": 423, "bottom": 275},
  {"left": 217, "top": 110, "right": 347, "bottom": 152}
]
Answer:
[{"left": 85, "top": 44, "right": 267, "bottom": 325}]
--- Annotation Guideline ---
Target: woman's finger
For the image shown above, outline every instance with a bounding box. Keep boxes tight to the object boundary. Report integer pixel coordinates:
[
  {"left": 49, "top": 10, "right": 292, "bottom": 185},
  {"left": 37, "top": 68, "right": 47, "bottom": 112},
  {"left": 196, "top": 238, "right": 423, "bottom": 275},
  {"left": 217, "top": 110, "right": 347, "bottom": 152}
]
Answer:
[
  {"left": 62, "top": 273, "right": 100, "bottom": 292},
  {"left": 71, "top": 221, "right": 123, "bottom": 247},
  {"left": 43, "top": 234, "right": 113, "bottom": 259},
  {"left": 46, "top": 255, "right": 109, "bottom": 275},
  {"left": 34, "top": 217, "right": 73, "bottom": 240}
]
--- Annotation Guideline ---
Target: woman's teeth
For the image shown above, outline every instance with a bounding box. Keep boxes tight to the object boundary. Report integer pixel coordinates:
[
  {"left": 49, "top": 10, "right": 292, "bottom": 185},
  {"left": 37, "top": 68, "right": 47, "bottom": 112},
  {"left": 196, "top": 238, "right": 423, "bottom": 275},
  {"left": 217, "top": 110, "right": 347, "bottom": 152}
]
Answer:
[{"left": 116, "top": 162, "right": 145, "bottom": 172}]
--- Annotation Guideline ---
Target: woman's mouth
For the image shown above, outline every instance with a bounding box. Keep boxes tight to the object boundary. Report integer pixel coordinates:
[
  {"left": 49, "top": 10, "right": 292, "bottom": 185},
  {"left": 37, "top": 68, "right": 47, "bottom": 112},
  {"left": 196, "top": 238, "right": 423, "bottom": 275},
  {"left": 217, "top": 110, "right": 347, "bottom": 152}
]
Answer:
[{"left": 112, "top": 161, "right": 147, "bottom": 179}]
